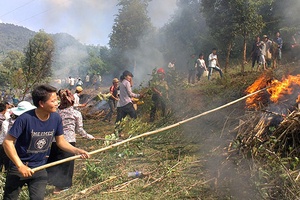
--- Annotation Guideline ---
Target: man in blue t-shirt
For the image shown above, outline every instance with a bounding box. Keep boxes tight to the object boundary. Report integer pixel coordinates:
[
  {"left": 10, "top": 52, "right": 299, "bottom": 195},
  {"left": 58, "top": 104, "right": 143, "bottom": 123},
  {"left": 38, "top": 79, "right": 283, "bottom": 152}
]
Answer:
[{"left": 2, "top": 84, "right": 90, "bottom": 200}]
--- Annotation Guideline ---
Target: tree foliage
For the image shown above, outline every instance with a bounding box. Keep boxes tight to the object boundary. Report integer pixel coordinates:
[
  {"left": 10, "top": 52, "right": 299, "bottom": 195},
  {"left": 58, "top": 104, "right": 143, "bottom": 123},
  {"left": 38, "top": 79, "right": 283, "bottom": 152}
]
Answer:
[
  {"left": 159, "top": 0, "right": 211, "bottom": 69},
  {"left": 109, "top": 0, "right": 151, "bottom": 52},
  {"left": 7, "top": 31, "right": 55, "bottom": 100},
  {"left": 109, "top": 0, "right": 152, "bottom": 69},
  {"left": 202, "top": 0, "right": 271, "bottom": 72}
]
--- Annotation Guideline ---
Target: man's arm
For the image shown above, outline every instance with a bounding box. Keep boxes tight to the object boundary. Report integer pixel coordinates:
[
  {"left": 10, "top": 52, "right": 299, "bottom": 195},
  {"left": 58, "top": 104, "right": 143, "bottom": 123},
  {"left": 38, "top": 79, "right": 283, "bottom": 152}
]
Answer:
[
  {"left": 55, "top": 135, "right": 90, "bottom": 159},
  {"left": 3, "top": 134, "right": 34, "bottom": 177}
]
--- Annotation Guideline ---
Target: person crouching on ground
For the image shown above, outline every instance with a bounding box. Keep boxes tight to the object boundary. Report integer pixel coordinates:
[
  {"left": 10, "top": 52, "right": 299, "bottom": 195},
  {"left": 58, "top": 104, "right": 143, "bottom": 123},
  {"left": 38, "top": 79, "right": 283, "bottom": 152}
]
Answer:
[
  {"left": 116, "top": 70, "right": 143, "bottom": 123},
  {"left": 102, "top": 78, "right": 119, "bottom": 123},
  {"left": 73, "top": 86, "right": 87, "bottom": 108},
  {"left": 2, "top": 84, "right": 90, "bottom": 200},
  {"left": 47, "top": 89, "right": 94, "bottom": 194},
  {"left": 150, "top": 68, "right": 169, "bottom": 122}
]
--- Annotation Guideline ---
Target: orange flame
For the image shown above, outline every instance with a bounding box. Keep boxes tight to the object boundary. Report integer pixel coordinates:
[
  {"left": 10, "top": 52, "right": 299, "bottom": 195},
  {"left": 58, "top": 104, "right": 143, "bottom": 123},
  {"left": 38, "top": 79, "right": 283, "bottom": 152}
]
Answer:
[
  {"left": 246, "top": 74, "right": 300, "bottom": 109},
  {"left": 245, "top": 75, "right": 269, "bottom": 109}
]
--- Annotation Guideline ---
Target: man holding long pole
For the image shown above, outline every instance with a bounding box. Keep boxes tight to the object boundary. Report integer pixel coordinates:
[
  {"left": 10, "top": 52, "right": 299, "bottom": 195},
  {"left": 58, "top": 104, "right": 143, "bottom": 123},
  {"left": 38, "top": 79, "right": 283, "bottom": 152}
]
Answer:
[{"left": 3, "top": 84, "right": 90, "bottom": 200}]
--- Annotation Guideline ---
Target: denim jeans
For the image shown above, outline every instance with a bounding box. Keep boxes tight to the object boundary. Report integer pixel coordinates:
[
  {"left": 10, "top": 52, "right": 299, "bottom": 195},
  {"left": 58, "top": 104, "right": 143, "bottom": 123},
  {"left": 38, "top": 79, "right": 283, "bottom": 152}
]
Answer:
[{"left": 208, "top": 66, "right": 223, "bottom": 80}]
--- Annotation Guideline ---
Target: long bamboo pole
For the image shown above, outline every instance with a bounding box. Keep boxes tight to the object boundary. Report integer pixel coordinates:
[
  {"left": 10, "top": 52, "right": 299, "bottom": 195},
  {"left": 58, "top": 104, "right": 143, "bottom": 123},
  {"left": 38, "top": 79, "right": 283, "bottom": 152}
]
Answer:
[{"left": 32, "top": 87, "right": 267, "bottom": 172}]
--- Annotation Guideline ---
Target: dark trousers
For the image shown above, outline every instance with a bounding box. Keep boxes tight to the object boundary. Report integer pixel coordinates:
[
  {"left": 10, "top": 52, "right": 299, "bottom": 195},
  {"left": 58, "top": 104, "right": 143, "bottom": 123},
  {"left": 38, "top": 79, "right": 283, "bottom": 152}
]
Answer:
[
  {"left": 3, "top": 167, "right": 48, "bottom": 200},
  {"left": 116, "top": 103, "right": 137, "bottom": 123},
  {"left": 150, "top": 94, "right": 166, "bottom": 122},
  {"left": 252, "top": 54, "right": 259, "bottom": 68},
  {"left": 103, "top": 99, "right": 116, "bottom": 121},
  {"left": 0, "top": 144, "right": 10, "bottom": 171},
  {"left": 47, "top": 142, "right": 75, "bottom": 189},
  {"left": 188, "top": 69, "right": 195, "bottom": 84},
  {"left": 196, "top": 68, "right": 205, "bottom": 81}
]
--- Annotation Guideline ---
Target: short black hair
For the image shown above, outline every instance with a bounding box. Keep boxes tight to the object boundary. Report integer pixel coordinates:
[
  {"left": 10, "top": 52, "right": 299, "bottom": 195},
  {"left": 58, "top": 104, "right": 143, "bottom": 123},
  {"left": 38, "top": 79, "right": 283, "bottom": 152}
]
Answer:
[
  {"left": 212, "top": 48, "right": 217, "bottom": 51},
  {"left": 0, "top": 102, "right": 6, "bottom": 112},
  {"left": 32, "top": 84, "right": 57, "bottom": 107},
  {"left": 199, "top": 53, "right": 204, "bottom": 57}
]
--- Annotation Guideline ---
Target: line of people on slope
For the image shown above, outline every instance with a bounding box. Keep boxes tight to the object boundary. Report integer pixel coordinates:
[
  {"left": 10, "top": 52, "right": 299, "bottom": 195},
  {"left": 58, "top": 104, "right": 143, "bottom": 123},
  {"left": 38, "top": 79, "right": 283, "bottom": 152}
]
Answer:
[
  {"left": 251, "top": 32, "right": 283, "bottom": 71},
  {"left": 187, "top": 48, "right": 223, "bottom": 84}
]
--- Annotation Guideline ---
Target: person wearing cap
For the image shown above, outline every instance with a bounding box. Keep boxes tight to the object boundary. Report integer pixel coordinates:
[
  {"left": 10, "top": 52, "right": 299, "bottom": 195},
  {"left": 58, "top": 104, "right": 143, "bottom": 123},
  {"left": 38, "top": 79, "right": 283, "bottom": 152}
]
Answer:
[
  {"left": 47, "top": 89, "right": 94, "bottom": 194},
  {"left": 208, "top": 48, "right": 223, "bottom": 80},
  {"left": 263, "top": 35, "right": 273, "bottom": 68},
  {"left": 73, "top": 86, "right": 87, "bottom": 108},
  {"left": 2, "top": 84, "right": 90, "bottom": 200},
  {"left": 116, "top": 70, "right": 143, "bottom": 123},
  {"left": 150, "top": 68, "right": 169, "bottom": 122},
  {"left": 102, "top": 78, "right": 120, "bottom": 122}
]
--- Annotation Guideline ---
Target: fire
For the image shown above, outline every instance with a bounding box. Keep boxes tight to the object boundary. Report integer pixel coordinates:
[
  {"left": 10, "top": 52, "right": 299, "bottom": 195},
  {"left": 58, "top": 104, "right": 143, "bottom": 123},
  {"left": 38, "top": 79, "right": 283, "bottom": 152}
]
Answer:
[
  {"left": 267, "top": 75, "right": 300, "bottom": 103},
  {"left": 246, "top": 74, "right": 300, "bottom": 109},
  {"left": 245, "top": 74, "right": 269, "bottom": 109}
]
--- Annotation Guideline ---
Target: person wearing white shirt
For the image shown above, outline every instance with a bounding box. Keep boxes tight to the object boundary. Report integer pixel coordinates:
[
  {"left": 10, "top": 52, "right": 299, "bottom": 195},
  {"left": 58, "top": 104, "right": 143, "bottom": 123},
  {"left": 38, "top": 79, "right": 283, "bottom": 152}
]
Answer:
[{"left": 208, "top": 48, "right": 223, "bottom": 80}]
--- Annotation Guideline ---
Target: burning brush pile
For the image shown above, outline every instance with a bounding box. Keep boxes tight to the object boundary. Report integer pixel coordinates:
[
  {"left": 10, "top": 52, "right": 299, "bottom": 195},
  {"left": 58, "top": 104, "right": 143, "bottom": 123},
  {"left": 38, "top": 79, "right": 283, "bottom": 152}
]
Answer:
[{"left": 231, "top": 73, "right": 300, "bottom": 158}]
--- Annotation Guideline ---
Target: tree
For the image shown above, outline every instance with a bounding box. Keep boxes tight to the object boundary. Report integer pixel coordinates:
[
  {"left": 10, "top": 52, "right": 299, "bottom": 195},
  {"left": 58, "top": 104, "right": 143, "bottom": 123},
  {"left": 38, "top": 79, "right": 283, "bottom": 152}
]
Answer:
[
  {"left": 202, "top": 0, "right": 271, "bottom": 72},
  {"left": 109, "top": 0, "right": 152, "bottom": 68},
  {"left": 0, "top": 50, "right": 25, "bottom": 87},
  {"left": 79, "top": 46, "right": 106, "bottom": 76},
  {"left": 232, "top": 0, "right": 267, "bottom": 73},
  {"left": 18, "top": 31, "right": 54, "bottom": 99},
  {"left": 160, "top": 0, "right": 211, "bottom": 70}
]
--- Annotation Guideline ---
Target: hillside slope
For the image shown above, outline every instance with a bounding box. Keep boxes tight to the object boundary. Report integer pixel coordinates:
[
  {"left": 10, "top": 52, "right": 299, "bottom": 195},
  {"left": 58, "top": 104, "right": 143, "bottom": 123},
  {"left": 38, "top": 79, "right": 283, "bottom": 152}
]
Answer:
[{"left": 0, "top": 23, "right": 35, "bottom": 53}]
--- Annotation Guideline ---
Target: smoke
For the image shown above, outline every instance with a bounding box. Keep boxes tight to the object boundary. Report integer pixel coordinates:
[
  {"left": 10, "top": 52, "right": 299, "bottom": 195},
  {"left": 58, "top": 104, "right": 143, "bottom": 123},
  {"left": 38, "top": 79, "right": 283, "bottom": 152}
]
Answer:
[
  {"left": 280, "top": 0, "right": 300, "bottom": 28},
  {"left": 43, "top": 0, "right": 119, "bottom": 45},
  {"left": 148, "top": 0, "right": 177, "bottom": 28}
]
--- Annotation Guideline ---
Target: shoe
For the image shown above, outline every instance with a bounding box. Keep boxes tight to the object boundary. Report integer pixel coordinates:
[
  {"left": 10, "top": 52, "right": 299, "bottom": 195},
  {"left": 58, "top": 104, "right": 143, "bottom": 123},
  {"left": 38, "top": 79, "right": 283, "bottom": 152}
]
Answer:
[{"left": 53, "top": 187, "right": 69, "bottom": 194}]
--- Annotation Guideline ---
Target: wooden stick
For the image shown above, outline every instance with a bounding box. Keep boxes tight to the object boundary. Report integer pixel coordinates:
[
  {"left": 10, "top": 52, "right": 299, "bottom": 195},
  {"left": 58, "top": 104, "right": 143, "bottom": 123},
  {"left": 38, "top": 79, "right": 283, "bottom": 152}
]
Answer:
[{"left": 32, "top": 88, "right": 268, "bottom": 172}]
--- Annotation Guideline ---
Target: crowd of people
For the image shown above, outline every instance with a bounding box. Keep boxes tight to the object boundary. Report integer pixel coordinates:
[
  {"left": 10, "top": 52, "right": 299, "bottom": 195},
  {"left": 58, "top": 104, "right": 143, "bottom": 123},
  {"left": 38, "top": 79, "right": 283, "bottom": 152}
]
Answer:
[
  {"left": 251, "top": 32, "right": 283, "bottom": 70},
  {"left": 187, "top": 47, "right": 223, "bottom": 84},
  {"left": 0, "top": 30, "right": 288, "bottom": 199},
  {"left": 0, "top": 66, "right": 172, "bottom": 199}
]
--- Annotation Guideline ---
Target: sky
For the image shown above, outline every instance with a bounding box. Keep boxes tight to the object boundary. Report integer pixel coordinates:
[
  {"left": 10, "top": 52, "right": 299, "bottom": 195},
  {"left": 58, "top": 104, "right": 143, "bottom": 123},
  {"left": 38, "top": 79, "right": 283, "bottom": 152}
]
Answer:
[{"left": 0, "top": 0, "right": 177, "bottom": 46}]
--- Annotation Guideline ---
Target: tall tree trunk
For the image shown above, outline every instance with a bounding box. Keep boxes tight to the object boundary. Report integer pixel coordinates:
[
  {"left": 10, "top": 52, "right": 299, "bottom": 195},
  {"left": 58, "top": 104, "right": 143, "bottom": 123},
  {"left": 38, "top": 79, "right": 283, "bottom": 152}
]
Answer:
[
  {"left": 241, "top": 36, "right": 247, "bottom": 73},
  {"left": 225, "top": 41, "right": 232, "bottom": 73}
]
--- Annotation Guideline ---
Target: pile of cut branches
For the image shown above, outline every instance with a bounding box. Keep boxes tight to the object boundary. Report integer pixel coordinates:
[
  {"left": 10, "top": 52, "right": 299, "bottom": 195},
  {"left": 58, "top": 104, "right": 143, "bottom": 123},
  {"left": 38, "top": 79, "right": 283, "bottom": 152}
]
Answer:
[
  {"left": 230, "top": 108, "right": 300, "bottom": 159},
  {"left": 228, "top": 108, "right": 300, "bottom": 199}
]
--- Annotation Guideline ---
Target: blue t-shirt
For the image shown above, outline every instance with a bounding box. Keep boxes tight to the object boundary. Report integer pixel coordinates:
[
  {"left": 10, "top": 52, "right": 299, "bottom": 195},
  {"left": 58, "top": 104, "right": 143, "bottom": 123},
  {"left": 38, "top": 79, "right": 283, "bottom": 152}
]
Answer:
[{"left": 9, "top": 109, "right": 64, "bottom": 168}]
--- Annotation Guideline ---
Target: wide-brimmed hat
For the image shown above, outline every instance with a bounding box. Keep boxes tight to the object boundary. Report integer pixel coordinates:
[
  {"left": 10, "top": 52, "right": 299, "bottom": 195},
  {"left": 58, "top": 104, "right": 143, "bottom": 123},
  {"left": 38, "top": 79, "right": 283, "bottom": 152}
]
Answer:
[{"left": 11, "top": 101, "right": 36, "bottom": 116}]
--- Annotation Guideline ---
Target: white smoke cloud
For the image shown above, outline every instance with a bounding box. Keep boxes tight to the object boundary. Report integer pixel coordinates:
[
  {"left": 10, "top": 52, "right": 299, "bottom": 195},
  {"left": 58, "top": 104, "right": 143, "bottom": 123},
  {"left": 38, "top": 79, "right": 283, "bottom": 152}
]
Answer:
[
  {"left": 148, "top": 0, "right": 177, "bottom": 27},
  {"left": 42, "top": 0, "right": 177, "bottom": 45}
]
